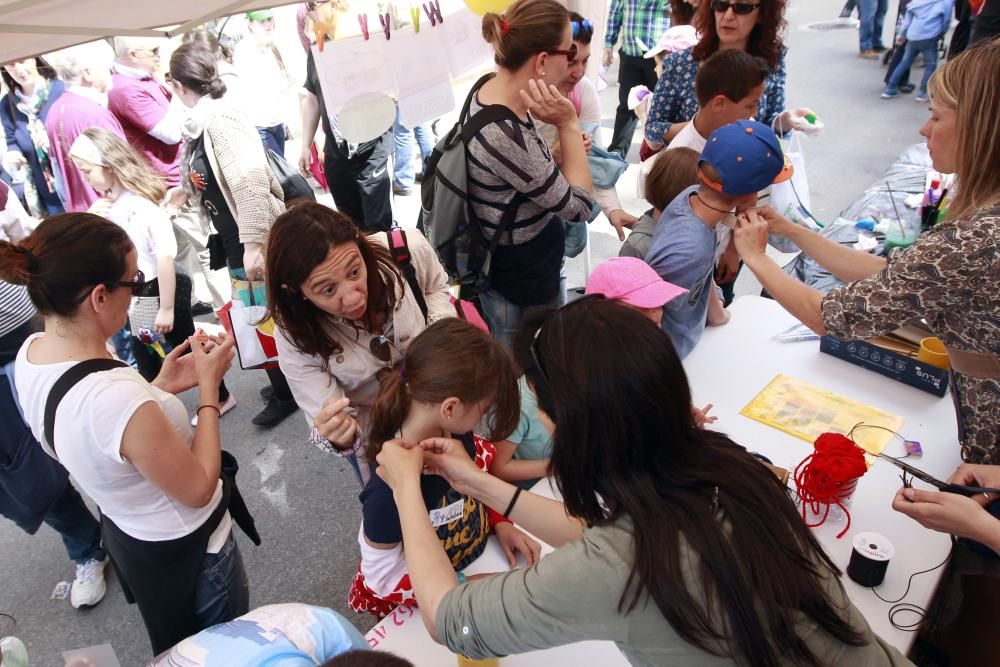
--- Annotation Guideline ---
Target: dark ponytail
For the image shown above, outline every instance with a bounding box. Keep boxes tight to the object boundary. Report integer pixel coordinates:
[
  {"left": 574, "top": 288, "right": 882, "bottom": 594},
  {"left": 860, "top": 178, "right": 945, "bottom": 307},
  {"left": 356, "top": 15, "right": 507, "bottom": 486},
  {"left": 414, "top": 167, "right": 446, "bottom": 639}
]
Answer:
[
  {"left": 0, "top": 214, "right": 133, "bottom": 317},
  {"left": 366, "top": 318, "right": 520, "bottom": 460},
  {"left": 168, "top": 41, "right": 227, "bottom": 99}
]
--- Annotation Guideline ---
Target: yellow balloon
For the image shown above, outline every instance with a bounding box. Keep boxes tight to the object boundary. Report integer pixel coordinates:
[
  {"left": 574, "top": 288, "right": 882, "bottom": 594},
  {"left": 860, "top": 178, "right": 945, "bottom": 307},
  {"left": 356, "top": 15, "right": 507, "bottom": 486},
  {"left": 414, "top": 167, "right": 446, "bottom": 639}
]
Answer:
[{"left": 463, "top": 0, "right": 513, "bottom": 16}]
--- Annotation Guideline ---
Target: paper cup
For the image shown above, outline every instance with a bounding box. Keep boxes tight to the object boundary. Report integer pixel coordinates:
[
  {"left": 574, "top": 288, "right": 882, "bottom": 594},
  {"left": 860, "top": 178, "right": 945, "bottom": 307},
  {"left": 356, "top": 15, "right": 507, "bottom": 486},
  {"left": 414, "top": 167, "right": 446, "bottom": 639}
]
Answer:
[{"left": 917, "top": 337, "right": 950, "bottom": 370}]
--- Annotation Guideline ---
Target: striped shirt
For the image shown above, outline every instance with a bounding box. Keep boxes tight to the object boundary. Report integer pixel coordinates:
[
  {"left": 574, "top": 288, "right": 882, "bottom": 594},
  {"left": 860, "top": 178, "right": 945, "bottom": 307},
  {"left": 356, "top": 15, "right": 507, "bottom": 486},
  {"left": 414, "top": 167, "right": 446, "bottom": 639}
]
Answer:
[
  {"left": 604, "top": 0, "right": 672, "bottom": 57},
  {"left": 1, "top": 282, "right": 34, "bottom": 339}
]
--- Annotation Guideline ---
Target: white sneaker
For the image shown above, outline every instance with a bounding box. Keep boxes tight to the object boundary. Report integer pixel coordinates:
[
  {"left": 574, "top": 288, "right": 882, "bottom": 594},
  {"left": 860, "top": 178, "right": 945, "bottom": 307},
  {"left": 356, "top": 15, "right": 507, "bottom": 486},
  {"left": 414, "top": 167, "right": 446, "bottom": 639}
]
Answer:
[
  {"left": 191, "top": 394, "right": 237, "bottom": 427},
  {"left": 70, "top": 558, "right": 107, "bottom": 609}
]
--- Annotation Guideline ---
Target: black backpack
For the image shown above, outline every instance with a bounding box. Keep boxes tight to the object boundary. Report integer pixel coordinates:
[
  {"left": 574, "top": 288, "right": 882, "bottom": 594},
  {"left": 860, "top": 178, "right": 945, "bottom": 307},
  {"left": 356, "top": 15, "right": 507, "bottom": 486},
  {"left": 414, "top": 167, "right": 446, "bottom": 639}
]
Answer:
[{"left": 419, "top": 73, "right": 524, "bottom": 293}]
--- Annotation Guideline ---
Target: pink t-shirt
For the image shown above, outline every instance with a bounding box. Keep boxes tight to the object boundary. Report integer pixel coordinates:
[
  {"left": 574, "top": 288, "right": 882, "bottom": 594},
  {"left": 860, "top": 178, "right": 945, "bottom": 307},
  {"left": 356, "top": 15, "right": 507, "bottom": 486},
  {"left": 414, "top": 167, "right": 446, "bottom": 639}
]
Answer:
[{"left": 107, "top": 73, "right": 181, "bottom": 187}]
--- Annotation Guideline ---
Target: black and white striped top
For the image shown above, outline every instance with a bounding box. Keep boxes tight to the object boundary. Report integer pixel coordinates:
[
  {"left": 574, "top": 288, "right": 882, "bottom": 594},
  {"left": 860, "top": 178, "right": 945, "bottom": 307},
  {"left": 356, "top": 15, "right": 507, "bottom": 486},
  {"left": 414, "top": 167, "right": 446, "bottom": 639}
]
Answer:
[
  {"left": 466, "top": 95, "right": 595, "bottom": 246},
  {"left": 1, "top": 281, "right": 35, "bottom": 339}
]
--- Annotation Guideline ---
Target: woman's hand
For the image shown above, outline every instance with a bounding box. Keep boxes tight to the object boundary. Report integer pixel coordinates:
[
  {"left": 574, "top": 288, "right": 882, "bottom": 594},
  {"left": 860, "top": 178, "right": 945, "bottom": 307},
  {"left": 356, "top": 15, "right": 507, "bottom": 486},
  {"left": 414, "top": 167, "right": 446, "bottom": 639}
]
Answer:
[
  {"left": 243, "top": 242, "right": 266, "bottom": 281},
  {"left": 314, "top": 396, "right": 359, "bottom": 448},
  {"left": 153, "top": 339, "right": 198, "bottom": 394},
  {"left": 733, "top": 209, "right": 770, "bottom": 261},
  {"left": 191, "top": 331, "right": 235, "bottom": 390},
  {"left": 753, "top": 205, "right": 798, "bottom": 238},
  {"left": 420, "top": 437, "right": 487, "bottom": 497},
  {"left": 608, "top": 209, "right": 639, "bottom": 242},
  {"left": 948, "top": 464, "right": 1000, "bottom": 505},
  {"left": 376, "top": 439, "right": 425, "bottom": 493},
  {"left": 892, "top": 487, "right": 1000, "bottom": 548},
  {"left": 777, "top": 107, "right": 818, "bottom": 134},
  {"left": 691, "top": 403, "right": 717, "bottom": 428},
  {"left": 154, "top": 307, "right": 175, "bottom": 334},
  {"left": 493, "top": 521, "right": 542, "bottom": 568},
  {"left": 519, "top": 79, "right": 577, "bottom": 130}
]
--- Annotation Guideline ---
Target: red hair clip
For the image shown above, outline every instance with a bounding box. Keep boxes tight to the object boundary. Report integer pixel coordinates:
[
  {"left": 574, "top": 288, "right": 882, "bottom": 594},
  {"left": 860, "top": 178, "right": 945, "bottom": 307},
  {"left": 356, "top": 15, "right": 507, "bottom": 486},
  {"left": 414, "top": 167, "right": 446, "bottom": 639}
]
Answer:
[{"left": 500, "top": 19, "right": 510, "bottom": 35}]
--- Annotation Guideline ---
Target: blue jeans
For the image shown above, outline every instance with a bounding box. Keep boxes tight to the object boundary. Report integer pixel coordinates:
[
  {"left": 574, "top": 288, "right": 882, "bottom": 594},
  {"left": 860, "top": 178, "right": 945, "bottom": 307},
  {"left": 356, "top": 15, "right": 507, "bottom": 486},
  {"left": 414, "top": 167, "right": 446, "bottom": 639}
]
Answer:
[
  {"left": 257, "top": 124, "right": 287, "bottom": 158},
  {"left": 858, "top": 0, "right": 888, "bottom": 49},
  {"left": 392, "top": 111, "right": 435, "bottom": 190},
  {"left": 885, "top": 38, "right": 938, "bottom": 96},
  {"left": 43, "top": 484, "right": 107, "bottom": 564},
  {"left": 194, "top": 532, "right": 250, "bottom": 629},
  {"left": 479, "top": 289, "right": 564, "bottom": 350}
]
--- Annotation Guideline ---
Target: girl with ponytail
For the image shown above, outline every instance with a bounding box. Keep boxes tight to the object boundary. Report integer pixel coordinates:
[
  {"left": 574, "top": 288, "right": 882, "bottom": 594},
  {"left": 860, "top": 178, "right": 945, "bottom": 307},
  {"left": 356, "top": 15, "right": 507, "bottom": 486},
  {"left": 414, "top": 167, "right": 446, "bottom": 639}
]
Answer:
[{"left": 348, "top": 318, "right": 538, "bottom": 619}]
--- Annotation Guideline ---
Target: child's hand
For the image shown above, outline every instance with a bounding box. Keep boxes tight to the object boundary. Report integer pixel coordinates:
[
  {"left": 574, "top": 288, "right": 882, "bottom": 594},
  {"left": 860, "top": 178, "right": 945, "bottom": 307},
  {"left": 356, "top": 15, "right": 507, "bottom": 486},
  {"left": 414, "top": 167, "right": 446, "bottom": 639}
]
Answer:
[
  {"left": 154, "top": 307, "right": 174, "bottom": 334},
  {"left": 692, "top": 403, "right": 717, "bottom": 428},
  {"left": 494, "top": 521, "right": 542, "bottom": 568}
]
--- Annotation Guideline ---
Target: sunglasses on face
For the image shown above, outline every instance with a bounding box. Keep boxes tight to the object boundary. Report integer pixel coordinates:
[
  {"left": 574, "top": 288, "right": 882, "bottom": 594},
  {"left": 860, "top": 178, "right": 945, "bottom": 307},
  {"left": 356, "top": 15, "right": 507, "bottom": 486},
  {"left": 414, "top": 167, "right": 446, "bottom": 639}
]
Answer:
[
  {"left": 110, "top": 270, "right": 146, "bottom": 296},
  {"left": 545, "top": 42, "right": 579, "bottom": 64},
  {"left": 711, "top": 0, "right": 761, "bottom": 14},
  {"left": 135, "top": 47, "right": 160, "bottom": 57}
]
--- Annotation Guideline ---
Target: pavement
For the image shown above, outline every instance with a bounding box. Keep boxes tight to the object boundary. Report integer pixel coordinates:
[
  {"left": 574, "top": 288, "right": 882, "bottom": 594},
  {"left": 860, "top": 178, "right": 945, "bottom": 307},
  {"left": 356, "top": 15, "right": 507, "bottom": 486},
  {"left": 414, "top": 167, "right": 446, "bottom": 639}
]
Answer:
[{"left": 0, "top": 1, "right": 939, "bottom": 664}]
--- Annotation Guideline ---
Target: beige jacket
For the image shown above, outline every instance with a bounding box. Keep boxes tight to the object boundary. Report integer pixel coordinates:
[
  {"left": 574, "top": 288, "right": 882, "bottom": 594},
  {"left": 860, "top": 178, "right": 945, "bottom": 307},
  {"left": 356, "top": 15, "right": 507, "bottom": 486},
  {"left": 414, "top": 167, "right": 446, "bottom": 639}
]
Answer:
[{"left": 275, "top": 229, "right": 453, "bottom": 451}]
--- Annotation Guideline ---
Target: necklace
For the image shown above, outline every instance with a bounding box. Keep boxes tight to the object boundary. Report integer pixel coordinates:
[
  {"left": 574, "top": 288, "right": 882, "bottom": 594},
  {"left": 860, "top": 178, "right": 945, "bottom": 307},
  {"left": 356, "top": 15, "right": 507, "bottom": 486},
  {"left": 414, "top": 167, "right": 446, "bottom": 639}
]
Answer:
[{"left": 694, "top": 193, "right": 735, "bottom": 215}]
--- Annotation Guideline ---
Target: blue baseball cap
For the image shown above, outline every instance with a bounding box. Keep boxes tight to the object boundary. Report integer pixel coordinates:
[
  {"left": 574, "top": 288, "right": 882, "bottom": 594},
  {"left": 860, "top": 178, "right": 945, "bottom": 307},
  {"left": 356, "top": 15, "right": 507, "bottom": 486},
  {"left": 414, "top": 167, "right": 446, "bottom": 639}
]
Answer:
[{"left": 698, "top": 120, "right": 793, "bottom": 196}]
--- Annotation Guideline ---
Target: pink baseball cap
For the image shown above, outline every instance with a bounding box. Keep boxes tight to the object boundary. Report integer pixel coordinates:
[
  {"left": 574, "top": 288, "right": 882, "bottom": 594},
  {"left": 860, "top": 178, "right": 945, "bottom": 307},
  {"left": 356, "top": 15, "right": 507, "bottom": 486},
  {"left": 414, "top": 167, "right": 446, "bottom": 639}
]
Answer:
[{"left": 585, "top": 257, "right": 688, "bottom": 309}]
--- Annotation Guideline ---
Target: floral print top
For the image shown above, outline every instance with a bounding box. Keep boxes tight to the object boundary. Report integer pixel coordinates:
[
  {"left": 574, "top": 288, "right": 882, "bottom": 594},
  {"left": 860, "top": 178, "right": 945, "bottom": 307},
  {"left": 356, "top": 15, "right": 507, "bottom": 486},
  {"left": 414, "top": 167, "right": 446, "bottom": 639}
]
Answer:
[
  {"left": 644, "top": 47, "right": 787, "bottom": 145},
  {"left": 821, "top": 207, "right": 1000, "bottom": 464}
]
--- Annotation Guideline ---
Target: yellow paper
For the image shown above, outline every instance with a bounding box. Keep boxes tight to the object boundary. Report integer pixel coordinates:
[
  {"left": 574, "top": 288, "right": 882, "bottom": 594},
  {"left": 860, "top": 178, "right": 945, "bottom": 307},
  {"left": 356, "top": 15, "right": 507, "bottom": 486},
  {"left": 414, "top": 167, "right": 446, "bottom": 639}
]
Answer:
[{"left": 740, "top": 374, "right": 904, "bottom": 455}]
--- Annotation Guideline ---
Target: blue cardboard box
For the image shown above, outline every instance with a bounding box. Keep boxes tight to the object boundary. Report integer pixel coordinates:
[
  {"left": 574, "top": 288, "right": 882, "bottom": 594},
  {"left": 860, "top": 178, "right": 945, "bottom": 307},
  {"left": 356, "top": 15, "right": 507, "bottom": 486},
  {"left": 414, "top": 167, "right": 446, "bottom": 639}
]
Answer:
[{"left": 820, "top": 335, "right": 949, "bottom": 397}]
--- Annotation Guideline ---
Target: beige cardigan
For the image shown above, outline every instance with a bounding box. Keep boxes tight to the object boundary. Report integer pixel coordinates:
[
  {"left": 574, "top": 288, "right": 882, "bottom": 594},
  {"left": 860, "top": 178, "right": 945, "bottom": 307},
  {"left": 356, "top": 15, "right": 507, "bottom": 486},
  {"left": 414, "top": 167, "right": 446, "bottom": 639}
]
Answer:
[{"left": 275, "top": 229, "right": 454, "bottom": 452}]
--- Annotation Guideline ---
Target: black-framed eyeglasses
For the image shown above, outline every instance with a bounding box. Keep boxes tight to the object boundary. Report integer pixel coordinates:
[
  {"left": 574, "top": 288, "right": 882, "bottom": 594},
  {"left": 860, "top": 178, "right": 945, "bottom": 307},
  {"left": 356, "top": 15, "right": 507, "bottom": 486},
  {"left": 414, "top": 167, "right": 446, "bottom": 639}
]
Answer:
[
  {"left": 711, "top": 0, "right": 761, "bottom": 14},
  {"left": 545, "top": 42, "right": 579, "bottom": 63},
  {"left": 109, "top": 270, "right": 145, "bottom": 296}
]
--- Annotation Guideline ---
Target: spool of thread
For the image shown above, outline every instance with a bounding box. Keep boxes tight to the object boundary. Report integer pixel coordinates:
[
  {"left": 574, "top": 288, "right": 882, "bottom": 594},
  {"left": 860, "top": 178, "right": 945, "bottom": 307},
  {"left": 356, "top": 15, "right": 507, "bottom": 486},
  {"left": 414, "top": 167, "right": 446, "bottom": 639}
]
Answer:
[{"left": 847, "top": 532, "right": 894, "bottom": 587}]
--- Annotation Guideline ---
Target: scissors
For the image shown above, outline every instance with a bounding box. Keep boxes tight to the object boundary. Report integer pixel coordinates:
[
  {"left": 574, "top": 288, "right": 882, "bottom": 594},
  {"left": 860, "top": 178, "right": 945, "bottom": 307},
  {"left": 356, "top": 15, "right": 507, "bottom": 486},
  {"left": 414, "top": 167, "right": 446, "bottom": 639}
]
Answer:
[{"left": 876, "top": 452, "right": 1000, "bottom": 497}]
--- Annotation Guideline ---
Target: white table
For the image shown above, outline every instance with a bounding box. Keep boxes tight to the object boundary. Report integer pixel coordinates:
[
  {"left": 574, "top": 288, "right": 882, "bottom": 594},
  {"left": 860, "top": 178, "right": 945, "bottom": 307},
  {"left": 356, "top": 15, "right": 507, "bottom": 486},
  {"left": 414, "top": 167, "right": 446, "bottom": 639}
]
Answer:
[
  {"left": 683, "top": 296, "right": 960, "bottom": 653},
  {"left": 368, "top": 295, "right": 961, "bottom": 662}
]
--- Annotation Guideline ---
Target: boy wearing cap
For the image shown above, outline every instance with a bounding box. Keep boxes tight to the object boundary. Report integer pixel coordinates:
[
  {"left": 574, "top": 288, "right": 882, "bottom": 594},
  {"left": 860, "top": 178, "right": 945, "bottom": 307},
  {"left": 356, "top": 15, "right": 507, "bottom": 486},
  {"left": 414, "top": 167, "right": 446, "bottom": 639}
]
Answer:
[{"left": 644, "top": 120, "right": 791, "bottom": 358}]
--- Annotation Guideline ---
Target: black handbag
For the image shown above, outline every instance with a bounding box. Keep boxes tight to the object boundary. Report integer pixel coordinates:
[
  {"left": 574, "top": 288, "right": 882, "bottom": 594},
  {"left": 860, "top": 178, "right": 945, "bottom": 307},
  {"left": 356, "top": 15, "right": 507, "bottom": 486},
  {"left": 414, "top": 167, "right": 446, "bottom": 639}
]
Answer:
[{"left": 265, "top": 147, "right": 314, "bottom": 205}]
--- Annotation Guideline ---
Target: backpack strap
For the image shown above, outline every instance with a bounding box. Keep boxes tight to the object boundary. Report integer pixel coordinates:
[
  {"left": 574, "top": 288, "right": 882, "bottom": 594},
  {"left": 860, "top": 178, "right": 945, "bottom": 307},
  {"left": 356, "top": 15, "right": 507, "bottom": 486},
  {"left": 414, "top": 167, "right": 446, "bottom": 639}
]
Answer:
[
  {"left": 44, "top": 358, "right": 128, "bottom": 459},
  {"left": 387, "top": 229, "right": 430, "bottom": 324}
]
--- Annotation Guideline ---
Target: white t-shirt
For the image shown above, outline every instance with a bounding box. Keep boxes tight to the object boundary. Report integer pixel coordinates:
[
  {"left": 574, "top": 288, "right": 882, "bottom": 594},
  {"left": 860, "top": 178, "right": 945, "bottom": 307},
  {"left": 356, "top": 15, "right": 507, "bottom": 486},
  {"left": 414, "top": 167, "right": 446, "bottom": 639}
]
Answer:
[
  {"left": 14, "top": 334, "right": 230, "bottom": 547},
  {"left": 108, "top": 191, "right": 177, "bottom": 279}
]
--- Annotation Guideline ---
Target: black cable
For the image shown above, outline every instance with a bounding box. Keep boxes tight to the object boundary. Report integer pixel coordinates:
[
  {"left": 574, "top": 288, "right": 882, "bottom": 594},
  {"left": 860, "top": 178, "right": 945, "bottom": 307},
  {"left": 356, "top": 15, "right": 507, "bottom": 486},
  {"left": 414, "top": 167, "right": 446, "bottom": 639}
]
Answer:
[{"left": 869, "top": 537, "right": 955, "bottom": 632}]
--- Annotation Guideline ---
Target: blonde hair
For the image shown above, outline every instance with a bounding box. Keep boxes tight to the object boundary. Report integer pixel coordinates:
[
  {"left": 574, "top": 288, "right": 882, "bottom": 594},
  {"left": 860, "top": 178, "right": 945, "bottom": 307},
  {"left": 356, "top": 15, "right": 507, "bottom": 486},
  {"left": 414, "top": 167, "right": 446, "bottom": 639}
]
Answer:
[
  {"left": 80, "top": 128, "right": 166, "bottom": 204},
  {"left": 482, "top": 0, "right": 569, "bottom": 70},
  {"left": 928, "top": 39, "right": 1000, "bottom": 220}
]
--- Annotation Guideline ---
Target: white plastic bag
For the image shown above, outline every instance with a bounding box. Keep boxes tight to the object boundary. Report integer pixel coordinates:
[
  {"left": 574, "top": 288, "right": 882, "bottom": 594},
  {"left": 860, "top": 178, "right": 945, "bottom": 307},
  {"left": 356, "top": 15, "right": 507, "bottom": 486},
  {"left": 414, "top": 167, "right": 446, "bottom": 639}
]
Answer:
[{"left": 769, "top": 131, "right": 820, "bottom": 252}]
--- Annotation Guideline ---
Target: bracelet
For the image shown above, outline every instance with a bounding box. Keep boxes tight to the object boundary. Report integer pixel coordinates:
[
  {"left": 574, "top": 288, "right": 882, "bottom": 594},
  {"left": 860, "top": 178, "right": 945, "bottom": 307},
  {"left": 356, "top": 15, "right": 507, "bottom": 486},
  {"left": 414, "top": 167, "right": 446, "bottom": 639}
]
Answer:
[
  {"left": 197, "top": 404, "right": 221, "bottom": 417},
  {"left": 456, "top": 572, "right": 467, "bottom": 585},
  {"left": 502, "top": 487, "right": 522, "bottom": 519}
]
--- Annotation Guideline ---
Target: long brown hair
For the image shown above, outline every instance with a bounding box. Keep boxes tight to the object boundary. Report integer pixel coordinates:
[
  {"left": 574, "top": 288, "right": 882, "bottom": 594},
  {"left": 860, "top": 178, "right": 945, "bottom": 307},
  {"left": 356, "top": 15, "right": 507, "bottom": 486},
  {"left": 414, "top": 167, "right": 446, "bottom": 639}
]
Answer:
[
  {"left": 265, "top": 202, "right": 402, "bottom": 363},
  {"left": 928, "top": 38, "right": 1000, "bottom": 221},
  {"left": 482, "top": 0, "right": 569, "bottom": 70},
  {"left": 692, "top": 0, "right": 786, "bottom": 69},
  {"left": 80, "top": 128, "right": 166, "bottom": 204},
  {"left": 0, "top": 213, "right": 133, "bottom": 317},
  {"left": 513, "top": 298, "right": 867, "bottom": 667},
  {"left": 367, "top": 318, "right": 520, "bottom": 460}
]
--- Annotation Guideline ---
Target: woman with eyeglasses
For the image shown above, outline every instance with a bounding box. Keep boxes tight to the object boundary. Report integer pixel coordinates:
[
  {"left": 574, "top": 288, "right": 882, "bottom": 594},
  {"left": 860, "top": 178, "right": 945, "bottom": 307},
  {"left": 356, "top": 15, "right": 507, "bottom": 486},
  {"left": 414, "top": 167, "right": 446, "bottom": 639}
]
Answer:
[
  {"left": 470, "top": 0, "right": 595, "bottom": 347},
  {"left": 1, "top": 57, "right": 66, "bottom": 216},
  {"left": 644, "top": 0, "right": 812, "bottom": 152},
  {"left": 373, "top": 297, "right": 910, "bottom": 666},
  {"left": 266, "top": 202, "right": 453, "bottom": 486},
  {"left": 0, "top": 213, "right": 249, "bottom": 655}
]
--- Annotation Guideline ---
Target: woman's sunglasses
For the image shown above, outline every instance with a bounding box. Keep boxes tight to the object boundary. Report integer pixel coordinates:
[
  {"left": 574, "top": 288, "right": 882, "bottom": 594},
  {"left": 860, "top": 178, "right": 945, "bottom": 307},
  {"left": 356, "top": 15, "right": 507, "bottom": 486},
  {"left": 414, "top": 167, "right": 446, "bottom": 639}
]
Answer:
[
  {"left": 711, "top": 0, "right": 761, "bottom": 14},
  {"left": 110, "top": 270, "right": 146, "bottom": 296},
  {"left": 546, "top": 42, "right": 579, "bottom": 64}
]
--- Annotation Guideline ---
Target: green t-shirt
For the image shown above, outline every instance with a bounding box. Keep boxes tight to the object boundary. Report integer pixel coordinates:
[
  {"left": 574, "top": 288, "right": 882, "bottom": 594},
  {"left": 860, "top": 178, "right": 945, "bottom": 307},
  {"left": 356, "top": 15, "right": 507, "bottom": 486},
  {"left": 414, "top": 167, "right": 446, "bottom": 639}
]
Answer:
[{"left": 509, "top": 376, "right": 552, "bottom": 462}]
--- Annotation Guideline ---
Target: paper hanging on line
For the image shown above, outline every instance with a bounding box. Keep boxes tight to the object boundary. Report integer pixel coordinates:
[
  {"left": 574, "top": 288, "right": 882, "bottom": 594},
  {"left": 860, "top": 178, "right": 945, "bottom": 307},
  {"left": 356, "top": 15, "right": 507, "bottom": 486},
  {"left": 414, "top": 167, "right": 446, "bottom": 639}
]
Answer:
[
  {"left": 439, "top": 6, "right": 496, "bottom": 79},
  {"left": 388, "top": 28, "right": 456, "bottom": 127},
  {"left": 311, "top": 38, "right": 396, "bottom": 117},
  {"left": 740, "top": 374, "right": 904, "bottom": 455}
]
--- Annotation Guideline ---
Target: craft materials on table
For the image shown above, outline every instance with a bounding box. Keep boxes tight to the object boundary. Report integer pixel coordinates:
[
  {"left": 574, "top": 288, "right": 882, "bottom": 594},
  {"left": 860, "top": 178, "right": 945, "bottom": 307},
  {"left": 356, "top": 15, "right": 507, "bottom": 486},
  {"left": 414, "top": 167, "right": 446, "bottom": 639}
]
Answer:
[
  {"left": 740, "top": 374, "right": 904, "bottom": 455},
  {"left": 847, "top": 532, "right": 894, "bottom": 586},
  {"left": 794, "top": 432, "right": 869, "bottom": 537}
]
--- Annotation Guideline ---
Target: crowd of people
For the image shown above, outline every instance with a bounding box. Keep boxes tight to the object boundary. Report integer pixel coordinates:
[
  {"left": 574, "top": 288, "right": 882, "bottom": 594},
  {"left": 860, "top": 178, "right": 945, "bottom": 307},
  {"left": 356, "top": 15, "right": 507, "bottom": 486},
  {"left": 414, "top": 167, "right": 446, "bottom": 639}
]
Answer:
[{"left": 1, "top": 0, "right": 1000, "bottom": 665}]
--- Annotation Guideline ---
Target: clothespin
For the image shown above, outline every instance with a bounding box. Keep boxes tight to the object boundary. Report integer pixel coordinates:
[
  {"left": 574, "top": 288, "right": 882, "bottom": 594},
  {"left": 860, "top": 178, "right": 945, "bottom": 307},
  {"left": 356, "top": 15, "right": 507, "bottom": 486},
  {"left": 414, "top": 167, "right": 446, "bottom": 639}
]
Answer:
[
  {"left": 357, "top": 13, "right": 370, "bottom": 40},
  {"left": 423, "top": 0, "right": 442, "bottom": 26},
  {"left": 410, "top": 5, "right": 421, "bottom": 32},
  {"left": 379, "top": 12, "right": 391, "bottom": 40}
]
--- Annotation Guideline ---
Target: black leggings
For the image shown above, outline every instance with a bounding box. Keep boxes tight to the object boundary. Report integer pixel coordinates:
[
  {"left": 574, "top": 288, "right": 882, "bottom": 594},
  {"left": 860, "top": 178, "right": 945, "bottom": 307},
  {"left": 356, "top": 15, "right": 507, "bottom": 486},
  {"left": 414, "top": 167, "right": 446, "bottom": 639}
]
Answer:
[{"left": 130, "top": 273, "right": 230, "bottom": 402}]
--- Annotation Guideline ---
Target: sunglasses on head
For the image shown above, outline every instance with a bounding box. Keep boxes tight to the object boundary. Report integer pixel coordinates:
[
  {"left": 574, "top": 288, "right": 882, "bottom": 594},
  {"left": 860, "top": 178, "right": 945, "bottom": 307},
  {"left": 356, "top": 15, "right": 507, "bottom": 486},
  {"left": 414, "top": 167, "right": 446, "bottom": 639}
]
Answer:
[
  {"left": 711, "top": 0, "right": 761, "bottom": 14},
  {"left": 110, "top": 270, "right": 145, "bottom": 296},
  {"left": 570, "top": 19, "right": 592, "bottom": 38},
  {"left": 545, "top": 42, "right": 579, "bottom": 63}
]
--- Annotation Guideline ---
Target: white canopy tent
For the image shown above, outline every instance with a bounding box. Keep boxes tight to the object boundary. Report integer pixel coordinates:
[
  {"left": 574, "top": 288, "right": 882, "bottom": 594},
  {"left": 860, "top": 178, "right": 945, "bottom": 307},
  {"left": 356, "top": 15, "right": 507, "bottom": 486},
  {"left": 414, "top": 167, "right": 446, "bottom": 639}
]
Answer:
[{"left": 0, "top": 0, "right": 301, "bottom": 64}]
